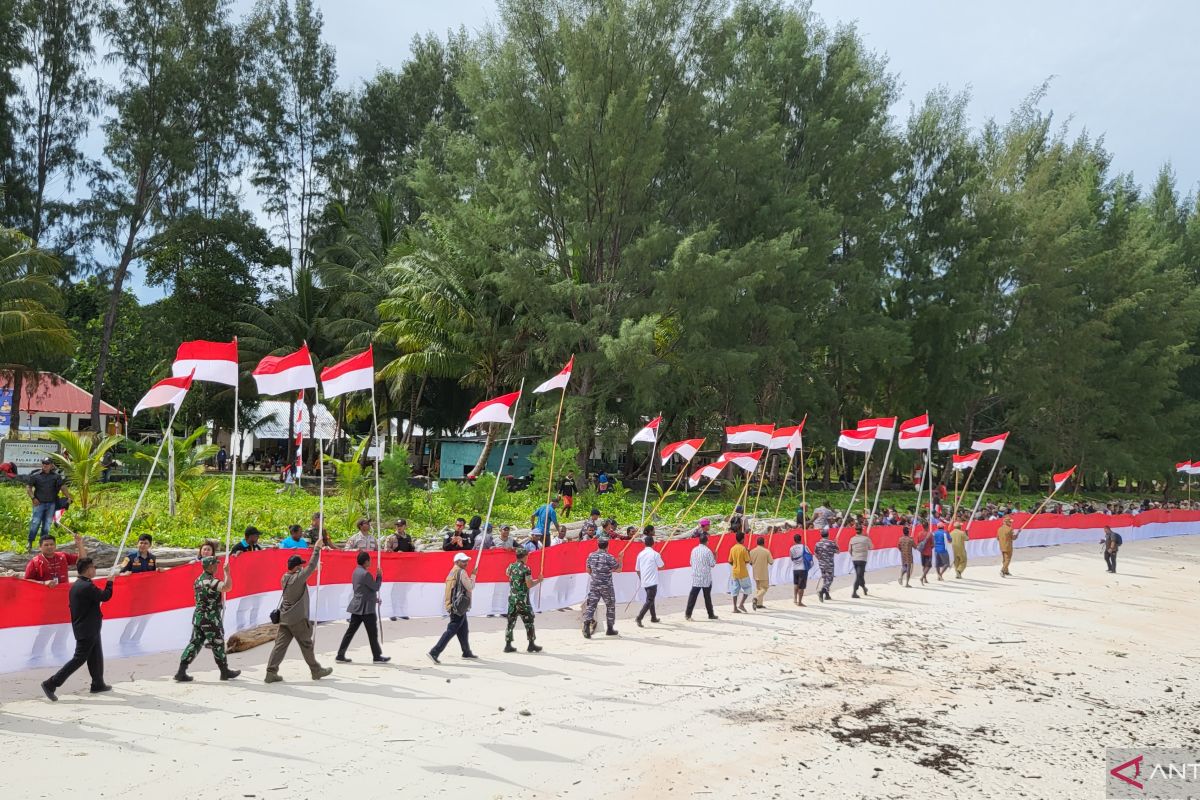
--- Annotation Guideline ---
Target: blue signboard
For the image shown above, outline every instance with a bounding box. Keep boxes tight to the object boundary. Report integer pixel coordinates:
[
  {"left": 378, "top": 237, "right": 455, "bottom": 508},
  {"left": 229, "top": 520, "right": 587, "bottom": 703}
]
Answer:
[{"left": 0, "top": 388, "right": 11, "bottom": 430}]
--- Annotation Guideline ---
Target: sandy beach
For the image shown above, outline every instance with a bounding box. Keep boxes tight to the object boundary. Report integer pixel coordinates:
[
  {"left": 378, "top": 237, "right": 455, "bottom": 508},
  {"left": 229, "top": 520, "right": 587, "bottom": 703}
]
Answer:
[{"left": 2, "top": 535, "right": 1197, "bottom": 799}]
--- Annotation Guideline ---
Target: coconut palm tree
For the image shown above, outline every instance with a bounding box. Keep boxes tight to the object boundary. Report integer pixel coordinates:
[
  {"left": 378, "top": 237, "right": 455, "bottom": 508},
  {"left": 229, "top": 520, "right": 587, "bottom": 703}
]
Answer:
[
  {"left": 322, "top": 435, "right": 373, "bottom": 530},
  {"left": 45, "top": 429, "right": 123, "bottom": 513},
  {"left": 0, "top": 227, "right": 75, "bottom": 433},
  {"left": 134, "top": 425, "right": 218, "bottom": 515}
]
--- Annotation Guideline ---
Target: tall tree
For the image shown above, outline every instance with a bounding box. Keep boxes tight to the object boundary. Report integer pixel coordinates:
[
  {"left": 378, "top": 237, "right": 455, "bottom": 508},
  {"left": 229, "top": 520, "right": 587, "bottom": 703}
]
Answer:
[
  {"left": 87, "top": 0, "right": 205, "bottom": 425},
  {"left": 245, "top": 0, "right": 342, "bottom": 288},
  {"left": 11, "top": 0, "right": 102, "bottom": 247}
]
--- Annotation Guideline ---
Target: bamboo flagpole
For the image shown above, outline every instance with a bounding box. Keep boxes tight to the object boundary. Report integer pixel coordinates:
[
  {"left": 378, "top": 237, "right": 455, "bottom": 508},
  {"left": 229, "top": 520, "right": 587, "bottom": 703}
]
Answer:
[
  {"left": 834, "top": 454, "right": 870, "bottom": 545},
  {"left": 532, "top": 359, "right": 573, "bottom": 593},
  {"left": 474, "top": 380, "right": 525, "bottom": 573},
  {"left": 633, "top": 413, "right": 662, "bottom": 530},
  {"left": 949, "top": 458, "right": 979, "bottom": 522},
  {"left": 863, "top": 418, "right": 897, "bottom": 536},
  {"left": 110, "top": 404, "right": 183, "bottom": 575},
  {"left": 1017, "top": 466, "right": 1077, "bottom": 533},
  {"left": 647, "top": 456, "right": 693, "bottom": 520},
  {"left": 770, "top": 418, "right": 806, "bottom": 519},
  {"left": 833, "top": 426, "right": 876, "bottom": 544},
  {"left": 965, "top": 433, "right": 1009, "bottom": 532}
]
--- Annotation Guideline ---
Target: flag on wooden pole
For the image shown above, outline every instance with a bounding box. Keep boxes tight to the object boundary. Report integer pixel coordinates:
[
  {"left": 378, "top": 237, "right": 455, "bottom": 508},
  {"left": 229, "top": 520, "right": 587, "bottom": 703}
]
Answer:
[
  {"left": 858, "top": 416, "right": 897, "bottom": 440},
  {"left": 631, "top": 416, "right": 662, "bottom": 444},
  {"left": 172, "top": 340, "right": 238, "bottom": 386},
  {"left": 937, "top": 433, "right": 961, "bottom": 451},
  {"left": 253, "top": 344, "right": 318, "bottom": 396},
  {"left": 1052, "top": 466, "right": 1076, "bottom": 491},
  {"left": 464, "top": 391, "right": 521, "bottom": 429},
  {"left": 132, "top": 372, "right": 194, "bottom": 416},
  {"left": 532, "top": 356, "right": 573, "bottom": 394},
  {"left": 837, "top": 428, "right": 876, "bottom": 453},
  {"left": 726, "top": 424, "right": 774, "bottom": 447},
  {"left": 320, "top": 347, "right": 374, "bottom": 399},
  {"left": 970, "top": 432, "right": 1009, "bottom": 452},
  {"left": 899, "top": 424, "right": 933, "bottom": 450},
  {"left": 661, "top": 438, "right": 704, "bottom": 465},
  {"left": 952, "top": 452, "right": 980, "bottom": 470}
]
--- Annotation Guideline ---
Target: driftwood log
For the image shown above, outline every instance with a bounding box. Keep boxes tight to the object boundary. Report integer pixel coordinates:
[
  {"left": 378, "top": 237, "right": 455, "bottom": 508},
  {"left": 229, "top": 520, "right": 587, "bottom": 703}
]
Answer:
[{"left": 226, "top": 623, "right": 280, "bottom": 653}]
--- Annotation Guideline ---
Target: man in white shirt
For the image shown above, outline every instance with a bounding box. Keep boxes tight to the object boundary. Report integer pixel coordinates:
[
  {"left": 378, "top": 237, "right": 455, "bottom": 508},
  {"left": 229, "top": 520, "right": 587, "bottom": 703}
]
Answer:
[{"left": 634, "top": 528, "right": 666, "bottom": 627}]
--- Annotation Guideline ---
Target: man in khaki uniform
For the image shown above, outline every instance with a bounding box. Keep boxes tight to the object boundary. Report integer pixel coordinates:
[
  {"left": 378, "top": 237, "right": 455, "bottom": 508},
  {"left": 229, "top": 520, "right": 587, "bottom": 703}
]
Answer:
[
  {"left": 748, "top": 537, "right": 774, "bottom": 609},
  {"left": 996, "top": 516, "right": 1018, "bottom": 576},
  {"left": 265, "top": 540, "right": 333, "bottom": 683},
  {"left": 949, "top": 522, "right": 969, "bottom": 578}
]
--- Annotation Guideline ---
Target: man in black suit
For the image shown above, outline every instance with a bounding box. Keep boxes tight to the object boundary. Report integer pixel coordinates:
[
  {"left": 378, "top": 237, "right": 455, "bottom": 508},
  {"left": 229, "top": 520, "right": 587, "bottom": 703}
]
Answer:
[{"left": 42, "top": 557, "right": 114, "bottom": 700}]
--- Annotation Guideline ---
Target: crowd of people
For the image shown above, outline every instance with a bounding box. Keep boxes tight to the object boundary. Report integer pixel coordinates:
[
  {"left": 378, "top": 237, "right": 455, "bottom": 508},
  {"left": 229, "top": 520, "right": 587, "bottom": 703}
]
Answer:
[{"left": 28, "top": 482, "right": 1143, "bottom": 702}]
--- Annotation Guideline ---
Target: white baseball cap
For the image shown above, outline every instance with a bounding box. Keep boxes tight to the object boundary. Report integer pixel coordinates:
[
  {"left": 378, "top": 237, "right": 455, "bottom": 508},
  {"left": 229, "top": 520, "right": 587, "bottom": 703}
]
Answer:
[{"left": 453, "top": 552, "right": 470, "bottom": 562}]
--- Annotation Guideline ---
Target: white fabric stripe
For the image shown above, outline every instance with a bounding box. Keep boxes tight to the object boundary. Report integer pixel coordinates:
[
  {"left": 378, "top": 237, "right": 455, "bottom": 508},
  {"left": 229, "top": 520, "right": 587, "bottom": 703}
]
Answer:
[{"left": 2, "top": 519, "right": 1193, "bottom": 674}]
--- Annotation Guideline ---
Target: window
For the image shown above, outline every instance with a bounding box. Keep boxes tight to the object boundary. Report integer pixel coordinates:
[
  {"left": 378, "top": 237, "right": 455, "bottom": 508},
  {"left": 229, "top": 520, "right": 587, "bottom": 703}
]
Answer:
[
  {"left": 36, "top": 415, "right": 62, "bottom": 428},
  {"left": 77, "top": 417, "right": 93, "bottom": 431}
]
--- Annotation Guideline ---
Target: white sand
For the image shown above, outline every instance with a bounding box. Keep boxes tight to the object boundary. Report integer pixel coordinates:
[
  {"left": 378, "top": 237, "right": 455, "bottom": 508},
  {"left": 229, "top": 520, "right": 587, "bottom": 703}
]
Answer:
[{"left": 2, "top": 537, "right": 1197, "bottom": 799}]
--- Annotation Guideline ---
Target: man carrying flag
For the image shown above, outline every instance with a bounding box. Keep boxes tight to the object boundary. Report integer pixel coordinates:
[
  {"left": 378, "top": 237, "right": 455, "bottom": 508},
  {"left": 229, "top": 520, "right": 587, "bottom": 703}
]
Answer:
[
  {"left": 175, "top": 557, "right": 240, "bottom": 683},
  {"left": 997, "top": 516, "right": 1017, "bottom": 576}
]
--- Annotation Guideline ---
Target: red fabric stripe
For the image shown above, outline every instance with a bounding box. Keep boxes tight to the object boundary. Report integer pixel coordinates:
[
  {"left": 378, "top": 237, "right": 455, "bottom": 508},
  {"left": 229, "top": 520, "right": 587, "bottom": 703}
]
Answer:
[{"left": 1, "top": 511, "right": 1188, "bottom": 629}]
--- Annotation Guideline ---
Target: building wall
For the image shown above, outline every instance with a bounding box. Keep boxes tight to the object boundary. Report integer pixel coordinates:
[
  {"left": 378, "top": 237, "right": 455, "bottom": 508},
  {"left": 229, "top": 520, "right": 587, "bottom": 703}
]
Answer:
[{"left": 439, "top": 441, "right": 535, "bottom": 480}]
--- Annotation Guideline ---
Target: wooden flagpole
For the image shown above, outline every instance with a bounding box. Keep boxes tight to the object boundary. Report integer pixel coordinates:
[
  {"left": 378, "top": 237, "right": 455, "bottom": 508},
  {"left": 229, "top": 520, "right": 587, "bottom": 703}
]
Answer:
[
  {"left": 537, "top": 382, "right": 569, "bottom": 583},
  {"left": 679, "top": 472, "right": 720, "bottom": 522},
  {"left": 647, "top": 457, "right": 693, "bottom": 521},
  {"left": 864, "top": 429, "right": 895, "bottom": 536},
  {"left": 966, "top": 451, "right": 1003, "bottom": 532},
  {"left": 109, "top": 403, "right": 182, "bottom": 576},
  {"left": 1017, "top": 471, "right": 1071, "bottom": 533},
  {"left": 773, "top": 451, "right": 796, "bottom": 519},
  {"left": 834, "top": 449, "right": 872, "bottom": 545},
  {"left": 949, "top": 462, "right": 977, "bottom": 522},
  {"left": 477, "top": 379, "right": 525, "bottom": 573},
  {"left": 750, "top": 443, "right": 772, "bottom": 519},
  {"left": 638, "top": 413, "right": 662, "bottom": 530}
]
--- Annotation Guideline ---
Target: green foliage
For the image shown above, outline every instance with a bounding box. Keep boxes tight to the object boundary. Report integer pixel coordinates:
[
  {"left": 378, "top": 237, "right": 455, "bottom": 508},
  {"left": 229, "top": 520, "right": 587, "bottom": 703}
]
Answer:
[
  {"left": 45, "top": 428, "right": 122, "bottom": 512},
  {"left": 527, "top": 438, "right": 580, "bottom": 503},
  {"left": 322, "top": 436, "right": 373, "bottom": 529}
]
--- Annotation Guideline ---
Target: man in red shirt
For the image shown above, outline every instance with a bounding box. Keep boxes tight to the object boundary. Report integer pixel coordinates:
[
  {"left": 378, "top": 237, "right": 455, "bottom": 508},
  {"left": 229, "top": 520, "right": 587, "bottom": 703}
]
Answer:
[{"left": 24, "top": 532, "right": 87, "bottom": 586}]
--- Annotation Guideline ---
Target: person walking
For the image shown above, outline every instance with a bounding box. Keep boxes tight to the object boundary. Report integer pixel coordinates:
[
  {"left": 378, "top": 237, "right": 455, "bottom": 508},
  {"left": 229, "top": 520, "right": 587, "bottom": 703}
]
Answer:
[
  {"left": 41, "top": 557, "right": 112, "bottom": 700},
  {"left": 582, "top": 538, "right": 621, "bottom": 638},
  {"left": 949, "top": 521, "right": 969, "bottom": 578},
  {"left": 814, "top": 528, "right": 838, "bottom": 602},
  {"left": 1101, "top": 526, "right": 1122, "bottom": 573},
  {"left": 917, "top": 524, "right": 935, "bottom": 584},
  {"left": 264, "top": 540, "right": 333, "bottom": 683},
  {"left": 932, "top": 524, "right": 951, "bottom": 580},
  {"left": 531, "top": 497, "right": 560, "bottom": 539},
  {"left": 848, "top": 525, "right": 872, "bottom": 598},
  {"left": 559, "top": 473, "right": 577, "bottom": 518},
  {"left": 336, "top": 551, "right": 388, "bottom": 664},
  {"left": 788, "top": 533, "right": 813, "bottom": 606},
  {"left": 997, "top": 516, "right": 1017, "bottom": 576},
  {"left": 684, "top": 533, "right": 719, "bottom": 620},
  {"left": 503, "top": 548, "right": 542, "bottom": 653},
  {"left": 897, "top": 525, "right": 915, "bottom": 587},
  {"left": 428, "top": 552, "right": 477, "bottom": 663},
  {"left": 26, "top": 457, "right": 70, "bottom": 552},
  {"left": 635, "top": 531, "right": 665, "bottom": 626},
  {"left": 175, "top": 556, "right": 240, "bottom": 682},
  {"left": 748, "top": 536, "right": 774, "bottom": 610},
  {"left": 727, "top": 532, "right": 752, "bottom": 613}
]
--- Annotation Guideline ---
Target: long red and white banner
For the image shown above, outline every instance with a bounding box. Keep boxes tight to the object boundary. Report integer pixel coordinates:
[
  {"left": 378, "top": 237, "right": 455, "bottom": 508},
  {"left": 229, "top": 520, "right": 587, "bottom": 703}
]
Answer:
[{"left": 2, "top": 510, "right": 1195, "bottom": 674}]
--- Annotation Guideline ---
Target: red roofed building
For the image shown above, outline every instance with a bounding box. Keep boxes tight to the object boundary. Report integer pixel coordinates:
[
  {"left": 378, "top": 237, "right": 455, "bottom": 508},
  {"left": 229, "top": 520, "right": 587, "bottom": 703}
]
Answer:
[{"left": 0, "top": 372, "right": 121, "bottom": 435}]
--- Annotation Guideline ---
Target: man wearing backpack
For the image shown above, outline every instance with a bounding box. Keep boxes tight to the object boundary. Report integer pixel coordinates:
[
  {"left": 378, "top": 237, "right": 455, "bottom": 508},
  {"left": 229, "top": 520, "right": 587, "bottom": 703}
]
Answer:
[
  {"left": 788, "top": 533, "right": 813, "bottom": 606},
  {"left": 1101, "top": 526, "right": 1122, "bottom": 573},
  {"left": 428, "top": 552, "right": 478, "bottom": 663},
  {"left": 264, "top": 540, "right": 332, "bottom": 683}
]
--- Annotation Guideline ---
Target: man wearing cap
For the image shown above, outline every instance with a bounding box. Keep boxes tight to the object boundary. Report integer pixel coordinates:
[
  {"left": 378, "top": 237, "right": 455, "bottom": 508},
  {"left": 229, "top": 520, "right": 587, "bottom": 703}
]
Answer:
[
  {"left": 175, "top": 556, "right": 240, "bottom": 682},
  {"left": 635, "top": 529, "right": 665, "bottom": 626},
  {"left": 814, "top": 528, "right": 838, "bottom": 601},
  {"left": 684, "top": 533, "right": 718, "bottom": 620},
  {"left": 494, "top": 525, "right": 516, "bottom": 551},
  {"left": 344, "top": 517, "right": 378, "bottom": 551},
  {"left": 119, "top": 533, "right": 157, "bottom": 573},
  {"left": 26, "top": 457, "right": 70, "bottom": 552},
  {"left": 384, "top": 519, "right": 415, "bottom": 552},
  {"left": 265, "top": 539, "right": 332, "bottom": 682},
  {"left": 428, "top": 552, "right": 477, "bottom": 663},
  {"left": 24, "top": 531, "right": 86, "bottom": 586},
  {"left": 689, "top": 518, "right": 711, "bottom": 538},
  {"left": 583, "top": 538, "right": 621, "bottom": 638},
  {"left": 504, "top": 548, "right": 543, "bottom": 653},
  {"left": 231, "top": 526, "right": 263, "bottom": 555},
  {"left": 522, "top": 530, "right": 543, "bottom": 552}
]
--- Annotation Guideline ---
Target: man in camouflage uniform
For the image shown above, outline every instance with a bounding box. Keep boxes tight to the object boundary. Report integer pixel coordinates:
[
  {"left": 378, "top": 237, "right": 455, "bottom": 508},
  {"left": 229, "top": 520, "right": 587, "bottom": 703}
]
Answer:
[
  {"left": 583, "top": 538, "right": 622, "bottom": 638},
  {"left": 814, "top": 528, "right": 839, "bottom": 602},
  {"left": 175, "top": 556, "right": 240, "bottom": 682},
  {"left": 503, "top": 548, "right": 543, "bottom": 653}
]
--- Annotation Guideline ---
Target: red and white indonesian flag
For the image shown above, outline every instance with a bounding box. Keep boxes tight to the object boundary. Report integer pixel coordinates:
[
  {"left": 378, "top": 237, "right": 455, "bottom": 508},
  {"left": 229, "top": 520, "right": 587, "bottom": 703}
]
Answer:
[
  {"left": 971, "top": 432, "right": 1009, "bottom": 453},
  {"left": 726, "top": 423, "right": 774, "bottom": 447},
  {"left": 769, "top": 422, "right": 805, "bottom": 454},
  {"left": 1052, "top": 466, "right": 1076, "bottom": 491},
  {"left": 465, "top": 391, "right": 521, "bottom": 430},
  {"left": 938, "top": 433, "right": 961, "bottom": 452},
  {"left": 532, "top": 356, "right": 573, "bottom": 394},
  {"left": 132, "top": 372, "right": 193, "bottom": 417},
  {"left": 661, "top": 438, "right": 704, "bottom": 465},
  {"left": 631, "top": 416, "right": 662, "bottom": 445},
  {"left": 172, "top": 339, "right": 238, "bottom": 386},
  {"left": 320, "top": 347, "right": 374, "bottom": 399},
  {"left": 837, "top": 428, "right": 876, "bottom": 453},
  {"left": 687, "top": 456, "right": 728, "bottom": 487},
  {"left": 1187, "top": 463, "right": 1200, "bottom": 476},
  {"left": 952, "top": 452, "right": 981, "bottom": 471},
  {"left": 253, "top": 344, "right": 318, "bottom": 396},
  {"left": 858, "top": 416, "right": 897, "bottom": 440},
  {"left": 898, "top": 424, "right": 933, "bottom": 451},
  {"left": 1176, "top": 461, "right": 1192, "bottom": 473},
  {"left": 723, "top": 450, "right": 762, "bottom": 473},
  {"left": 899, "top": 413, "right": 929, "bottom": 432}
]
